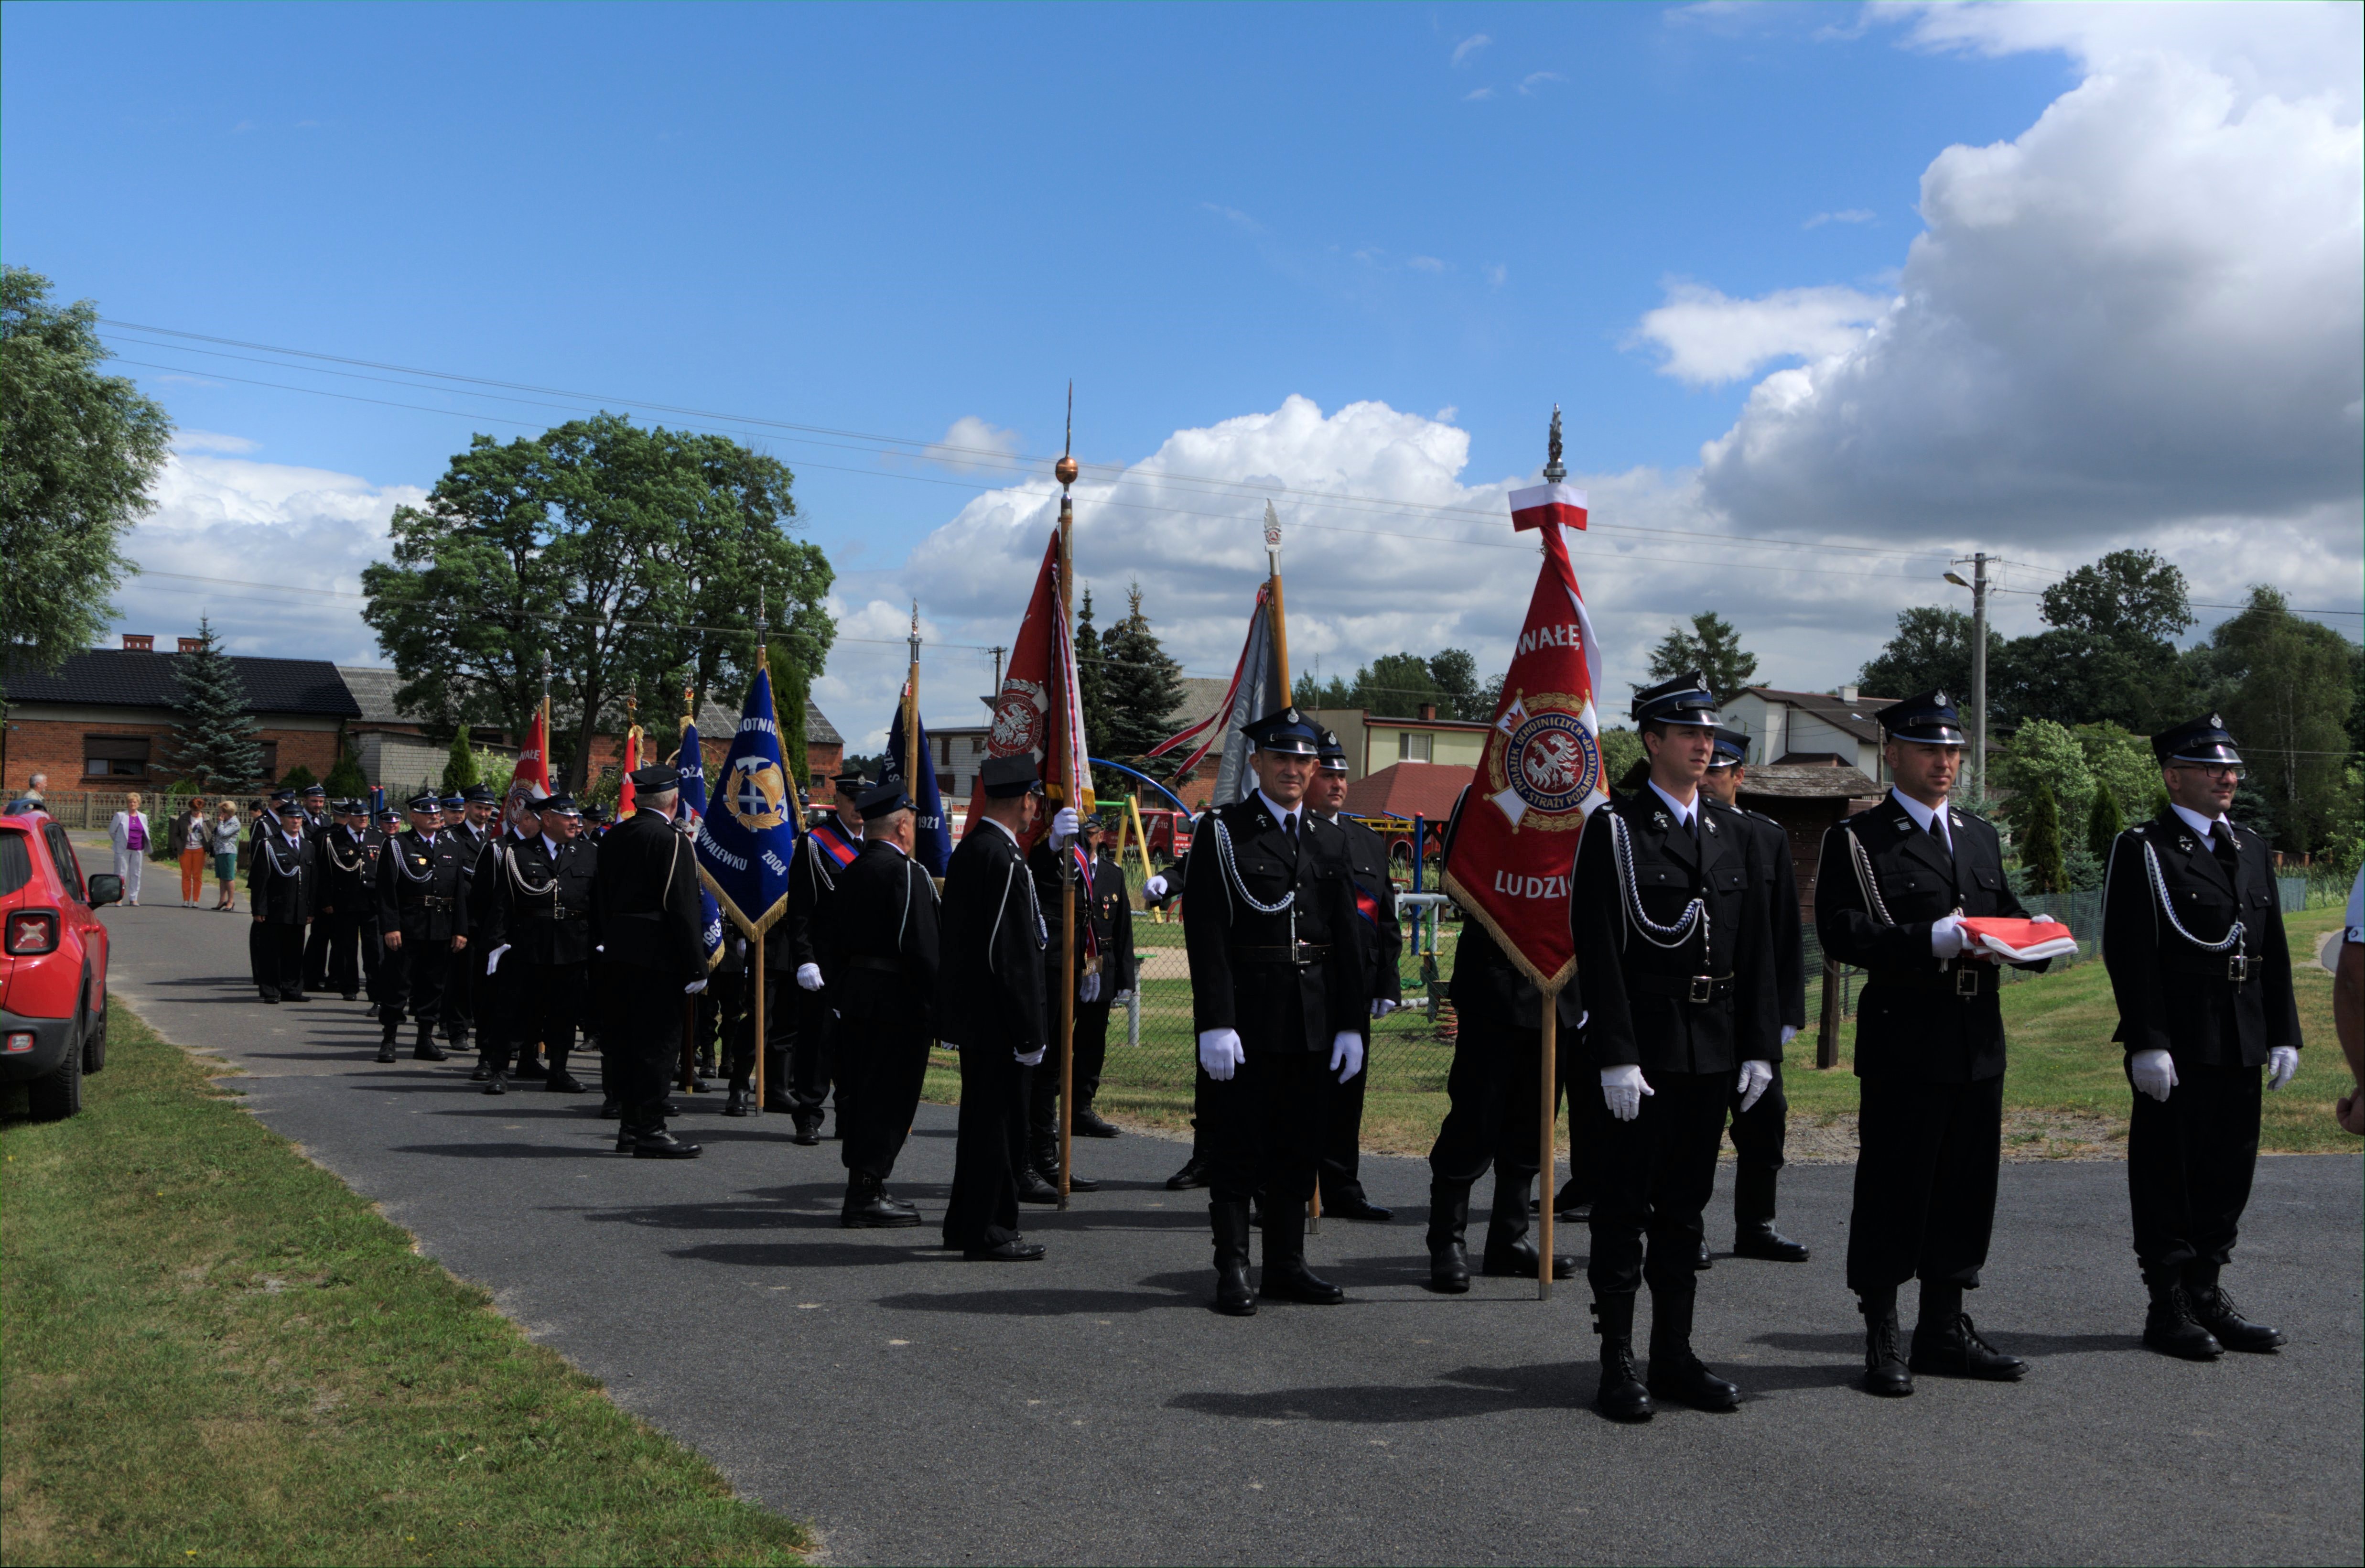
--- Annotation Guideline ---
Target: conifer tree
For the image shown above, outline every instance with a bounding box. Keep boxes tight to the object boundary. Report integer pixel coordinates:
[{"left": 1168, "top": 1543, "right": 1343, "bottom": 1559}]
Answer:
[
  {"left": 767, "top": 638, "right": 811, "bottom": 787},
  {"left": 2020, "top": 782, "right": 2070, "bottom": 894},
  {"left": 440, "top": 730, "right": 479, "bottom": 794},
  {"left": 1075, "top": 588, "right": 1111, "bottom": 752},
  {"left": 1100, "top": 581, "right": 1186, "bottom": 771},
  {"left": 2085, "top": 784, "right": 2124, "bottom": 864},
  {"left": 164, "top": 617, "right": 263, "bottom": 791}
]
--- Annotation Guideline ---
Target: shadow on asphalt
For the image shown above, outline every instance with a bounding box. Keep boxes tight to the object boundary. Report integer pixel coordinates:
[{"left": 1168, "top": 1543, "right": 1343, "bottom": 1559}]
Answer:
[
  {"left": 574, "top": 1188, "right": 855, "bottom": 1229},
  {"left": 1752, "top": 1327, "right": 2141, "bottom": 1360},
  {"left": 389, "top": 1141, "right": 611, "bottom": 1159},
  {"left": 1169, "top": 1360, "right": 1589, "bottom": 1422},
  {"left": 875, "top": 1275, "right": 1205, "bottom": 1316},
  {"left": 671, "top": 1239, "right": 947, "bottom": 1268}
]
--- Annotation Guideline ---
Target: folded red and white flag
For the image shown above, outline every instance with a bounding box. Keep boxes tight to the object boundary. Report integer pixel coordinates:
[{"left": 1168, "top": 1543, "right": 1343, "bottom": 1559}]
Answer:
[
  {"left": 1508, "top": 482, "right": 1588, "bottom": 534},
  {"left": 1959, "top": 916, "right": 2079, "bottom": 962}
]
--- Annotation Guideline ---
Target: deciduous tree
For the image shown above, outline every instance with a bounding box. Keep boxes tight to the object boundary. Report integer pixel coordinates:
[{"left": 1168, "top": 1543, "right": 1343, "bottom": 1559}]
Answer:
[{"left": 1647, "top": 611, "right": 1759, "bottom": 703}]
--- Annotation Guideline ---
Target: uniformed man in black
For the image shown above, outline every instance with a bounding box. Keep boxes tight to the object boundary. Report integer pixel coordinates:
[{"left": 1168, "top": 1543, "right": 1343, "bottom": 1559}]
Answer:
[
  {"left": 1425, "top": 799, "right": 1581, "bottom": 1293},
  {"left": 373, "top": 792, "right": 465, "bottom": 1064},
  {"left": 2102, "top": 714, "right": 2301, "bottom": 1358},
  {"left": 1568, "top": 674, "right": 1779, "bottom": 1420},
  {"left": 830, "top": 781, "right": 941, "bottom": 1225},
  {"left": 316, "top": 800, "right": 378, "bottom": 1003},
  {"left": 781, "top": 766, "right": 866, "bottom": 1133},
  {"left": 1310, "top": 729, "right": 1402, "bottom": 1222},
  {"left": 247, "top": 788, "right": 292, "bottom": 995},
  {"left": 1816, "top": 690, "right": 2055, "bottom": 1396},
  {"left": 439, "top": 784, "right": 498, "bottom": 1061},
  {"left": 464, "top": 793, "right": 539, "bottom": 1085},
  {"left": 484, "top": 794, "right": 596, "bottom": 1096},
  {"left": 1024, "top": 811, "right": 1119, "bottom": 1197},
  {"left": 365, "top": 804, "right": 400, "bottom": 1019},
  {"left": 591, "top": 764, "right": 708, "bottom": 1157},
  {"left": 1182, "top": 707, "right": 1370, "bottom": 1315},
  {"left": 1697, "top": 728, "right": 1812, "bottom": 1265},
  {"left": 297, "top": 782, "right": 334, "bottom": 992},
  {"left": 248, "top": 797, "right": 317, "bottom": 1004},
  {"left": 941, "top": 755, "right": 1059, "bottom": 1259},
  {"left": 1070, "top": 816, "right": 1134, "bottom": 1140}
]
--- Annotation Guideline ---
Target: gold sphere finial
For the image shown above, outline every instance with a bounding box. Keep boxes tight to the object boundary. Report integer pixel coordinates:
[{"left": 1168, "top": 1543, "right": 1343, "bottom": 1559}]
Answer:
[{"left": 1055, "top": 454, "right": 1079, "bottom": 487}]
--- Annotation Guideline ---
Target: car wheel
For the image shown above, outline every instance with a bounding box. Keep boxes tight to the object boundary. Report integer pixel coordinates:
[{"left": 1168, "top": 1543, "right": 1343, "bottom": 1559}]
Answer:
[
  {"left": 29, "top": 1032, "right": 84, "bottom": 1120},
  {"left": 83, "top": 1007, "right": 108, "bottom": 1074}
]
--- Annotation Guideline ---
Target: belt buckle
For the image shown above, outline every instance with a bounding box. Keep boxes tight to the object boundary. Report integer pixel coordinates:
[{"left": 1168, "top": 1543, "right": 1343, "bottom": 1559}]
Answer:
[
  {"left": 2228, "top": 952, "right": 2249, "bottom": 983},
  {"left": 1954, "top": 965, "right": 1980, "bottom": 997},
  {"left": 1688, "top": 975, "right": 1712, "bottom": 1005},
  {"left": 1293, "top": 942, "right": 1318, "bottom": 967}
]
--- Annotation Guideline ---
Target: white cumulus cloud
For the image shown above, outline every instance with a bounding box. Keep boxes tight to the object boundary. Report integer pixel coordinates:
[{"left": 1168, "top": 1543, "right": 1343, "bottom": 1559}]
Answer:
[
  {"left": 921, "top": 415, "right": 1024, "bottom": 476},
  {"left": 1630, "top": 282, "right": 1890, "bottom": 387}
]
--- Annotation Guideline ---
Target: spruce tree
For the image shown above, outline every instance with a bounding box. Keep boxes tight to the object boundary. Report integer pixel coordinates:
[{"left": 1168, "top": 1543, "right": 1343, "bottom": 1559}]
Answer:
[
  {"left": 1074, "top": 588, "right": 1111, "bottom": 753},
  {"left": 164, "top": 617, "right": 264, "bottom": 791},
  {"left": 2086, "top": 784, "right": 2124, "bottom": 864},
  {"left": 1100, "top": 581, "right": 1187, "bottom": 769},
  {"left": 768, "top": 638, "right": 811, "bottom": 787},
  {"left": 440, "top": 730, "right": 479, "bottom": 794},
  {"left": 2020, "top": 782, "right": 2069, "bottom": 894}
]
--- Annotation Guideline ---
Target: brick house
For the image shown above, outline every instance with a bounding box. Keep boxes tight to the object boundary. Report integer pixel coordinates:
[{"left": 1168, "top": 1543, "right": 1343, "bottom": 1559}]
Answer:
[{"left": 2, "top": 638, "right": 358, "bottom": 795}]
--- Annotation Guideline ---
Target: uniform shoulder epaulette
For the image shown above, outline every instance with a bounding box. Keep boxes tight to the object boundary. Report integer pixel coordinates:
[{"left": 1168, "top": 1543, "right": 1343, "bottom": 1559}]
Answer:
[{"left": 2129, "top": 822, "right": 2149, "bottom": 837}]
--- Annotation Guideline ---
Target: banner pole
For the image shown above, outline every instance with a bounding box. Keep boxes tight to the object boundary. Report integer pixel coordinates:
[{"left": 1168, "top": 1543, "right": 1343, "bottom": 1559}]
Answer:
[
  {"left": 753, "top": 958, "right": 766, "bottom": 1115},
  {"left": 1056, "top": 388, "right": 1079, "bottom": 1210},
  {"left": 1538, "top": 981, "right": 1561, "bottom": 1301}
]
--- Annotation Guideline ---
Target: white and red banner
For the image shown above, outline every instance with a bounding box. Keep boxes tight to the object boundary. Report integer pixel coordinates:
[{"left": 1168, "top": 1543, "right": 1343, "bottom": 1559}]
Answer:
[
  {"left": 1440, "top": 483, "right": 1606, "bottom": 990},
  {"left": 616, "top": 725, "right": 643, "bottom": 816},
  {"left": 512, "top": 700, "right": 552, "bottom": 804},
  {"left": 963, "top": 530, "right": 1095, "bottom": 837}
]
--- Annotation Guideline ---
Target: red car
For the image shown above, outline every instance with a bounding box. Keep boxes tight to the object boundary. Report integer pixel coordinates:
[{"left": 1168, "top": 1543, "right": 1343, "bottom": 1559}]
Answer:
[{"left": 1, "top": 808, "right": 121, "bottom": 1119}]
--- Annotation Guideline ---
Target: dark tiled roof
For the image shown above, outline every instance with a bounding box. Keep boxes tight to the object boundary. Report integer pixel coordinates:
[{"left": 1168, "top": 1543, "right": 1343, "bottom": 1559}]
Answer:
[
  {"left": 1342, "top": 761, "right": 1474, "bottom": 822},
  {"left": 1737, "top": 763, "right": 1880, "bottom": 800},
  {"left": 335, "top": 665, "right": 840, "bottom": 748},
  {"left": 335, "top": 665, "right": 411, "bottom": 724},
  {"left": 5, "top": 649, "right": 360, "bottom": 718}
]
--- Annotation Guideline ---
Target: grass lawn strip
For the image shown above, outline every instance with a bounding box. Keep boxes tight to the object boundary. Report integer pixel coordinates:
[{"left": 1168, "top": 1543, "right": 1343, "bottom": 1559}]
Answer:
[{"left": 1, "top": 998, "right": 808, "bottom": 1568}]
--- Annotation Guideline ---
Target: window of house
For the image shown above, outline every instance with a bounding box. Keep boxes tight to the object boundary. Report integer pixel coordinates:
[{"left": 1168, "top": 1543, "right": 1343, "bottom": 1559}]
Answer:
[
  {"left": 258, "top": 740, "right": 280, "bottom": 780},
  {"left": 84, "top": 735, "right": 151, "bottom": 779},
  {"left": 1398, "top": 731, "right": 1432, "bottom": 763},
  {"left": 938, "top": 735, "right": 953, "bottom": 768}
]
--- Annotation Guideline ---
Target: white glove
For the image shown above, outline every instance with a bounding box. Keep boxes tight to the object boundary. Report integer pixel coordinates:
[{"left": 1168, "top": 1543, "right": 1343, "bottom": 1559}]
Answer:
[
  {"left": 1601, "top": 1064, "right": 1654, "bottom": 1122},
  {"left": 1114, "top": 989, "right": 1134, "bottom": 1004},
  {"left": 1050, "top": 806, "right": 1080, "bottom": 844},
  {"left": 1779, "top": 1024, "right": 1799, "bottom": 1046},
  {"left": 1079, "top": 971, "right": 1102, "bottom": 1004},
  {"left": 1931, "top": 913, "right": 1968, "bottom": 959},
  {"left": 1371, "top": 998, "right": 1398, "bottom": 1018},
  {"left": 795, "top": 962, "right": 824, "bottom": 992},
  {"left": 1144, "top": 873, "right": 1169, "bottom": 899},
  {"left": 1198, "top": 1027, "right": 1245, "bottom": 1081},
  {"left": 1015, "top": 1045, "right": 1046, "bottom": 1067},
  {"left": 1736, "top": 1059, "right": 1775, "bottom": 1114},
  {"left": 683, "top": 978, "right": 708, "bottom": 995},
  {"left": 2130, "top": 1048, "right": 2178, "bottom": 1102},
  {"left": 2032, "top": 913, "right": 2062, "bottom": 925},
  {"left": 485, "top": 943, "right": 511, "bottom": 976},
  {"left": 2267, "top": 1046, "right": 2300, "bottom": 1091},
  {"left": 1329, "top": 1030, "right": 1365, "bottom": 1083}
]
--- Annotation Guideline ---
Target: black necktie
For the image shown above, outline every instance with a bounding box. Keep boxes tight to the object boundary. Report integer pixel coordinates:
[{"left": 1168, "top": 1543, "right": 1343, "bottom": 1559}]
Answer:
[
  {"left": 1285, "top": 812, "right": 1298, "bottom": 843},
  {"left": 1927, "top": 814, "right": 1951, "bottom": 859},
  {"left": 2210, "top": 822, "right": 2239, "bottom": 876}
]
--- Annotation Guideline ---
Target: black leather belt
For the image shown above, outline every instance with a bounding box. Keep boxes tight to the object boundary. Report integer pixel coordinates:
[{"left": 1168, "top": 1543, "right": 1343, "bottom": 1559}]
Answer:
[
  {"left": 411, "top": 895, "right": 454, "bottom": 910},
  {"left": 2171, "top": 953, "right": 2250, "bottom": 983},
  {"left": 1868, "top": 965, "right": 1993, "bottom": 997},
  {"left": 846, "top": 954, "right": 904, "bottom": 975},
  {"left": 526, "top": 906, "right": 579, "bottom": 921},
  {"left": 1232, "top": 943, "right": 1332, "bottom": 967},
  {"left": 1632, "top": 973, "right": 1733, "bottom": 1004}
]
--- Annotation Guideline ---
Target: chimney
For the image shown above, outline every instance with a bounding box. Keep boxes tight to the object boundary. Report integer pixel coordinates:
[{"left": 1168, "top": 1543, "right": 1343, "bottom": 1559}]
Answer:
[
  {"left": 1839, "top": 684, "right": 1858, "bottom": 703},
  {"left": 1417, "top": 702, "right": 1437, "bottom": 721},
  {"left": 177, "top": 637, "right": 204, "bottom": 654},
  {"left": 121, "top": 634, "right": 154, "bottom": 652}
]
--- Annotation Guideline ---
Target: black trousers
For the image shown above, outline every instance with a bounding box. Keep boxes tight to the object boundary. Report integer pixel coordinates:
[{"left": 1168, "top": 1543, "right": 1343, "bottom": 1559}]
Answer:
[
  {"left": 1846, "top": 1073, "right": 2004, "bottom": 1295},
  {"left": 2127, "top": 1061, "right": 2261, "bottom": 1277},
  {"left": 380, "top": 935, "right": 454, "bottom": 1031},
  {"left": 1727, "top": 1060, "right": 1788, "bottom": 1224},
  {"left": 836, "top": 1015, "right": 929, "bottom": 1180},
  {"left": 1587, "top": 1069, "right": 1728, "bottom": 1298},
  {"left": 1027, "top": 992, "right": 1115, "bottom": 1160},
  {"left": 1204, "top": 1049, "right": 1329, "bottom": 1205},
  {"left": 944, "top": 1042, "right": 1031, "bottom": 1250},
  {"left": 316, "top": 911, "right": 378, "bottom": 1000},
  {"left": 1430, "top": 1011, "right": 1544, "bottom": 1193},
  {"left": 249, "top": 920, "right": 306, "bottom": 998},
  {"left": 791, "top": 984, "right": 837, "bottom": 1119},
  {"left": 1318, "top": 1057, "right": 1372, "bottom": 1205},
  {"left": 302, "top": 911, "right": 333, "bottom": 990},
  {"left": 440, "top": 939, "right": 475, "bottom": 1039},
  {"left": 604, "top": 962, "right": 685, "bottom": 1127},
  {"left": 474, "top": 952, "right": 525, "bottom": 1066},
  {"left": 515, "top": 961, "right": 587, "bottom": 1075}
]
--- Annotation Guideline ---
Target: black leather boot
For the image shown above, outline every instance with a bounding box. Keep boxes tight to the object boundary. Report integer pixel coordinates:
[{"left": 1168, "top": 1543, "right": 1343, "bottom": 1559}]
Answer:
[
  {"left": 1481, "top": 1172, "right": 1575, "bottom": 1280},
  {"left": 544, "top": 1051, "right": 586, "bottom": 1093},
  {"left": 470, "top": 1057, "right": 494, "bottom": 1082},
  {"left": 1073, "top": 1104, "right": 1122, "bottom": 1138},
  {"left": 481, "top": 1069, "right": 507, "bottom": 1096},
  {"left": 842, "top": 1171, "right": 918, "bottom": 1227},
  {"left": 1592, "top": 1295, "right": 1653, "bottom": 1422},
  {"left": 1016, "top": 1167, "right": 1062, "bottom": 1205},
  {"left": 1166, "top": 1151, "right": 1210, "bottom": 1190},
  {"left": 628, "top": 1124, "right": 702, "bottom": 1160},
  {"left": 2143, "top": 1269, "right": 2225, "bottom": 1359},
  {"left": 513, "top": 1049, "right": 547, "bottom": 1080},
  {"left": 1645, "top": 1283, "right": 1740, "bottom": 1411},
  {"left": 1259, "top": 1200, "right": 1344, "bottom": 1305},
  {"left": 1211, "top": 1199, "right": 1256, "bottom": 1316},
  {"left": 2186, "top": 1265, "right": 2285, "bottom": 1352},
  {"left": 1860, "top": 1289, "right": 1913, "bottom": 1397},
  {"left": 1426, "top": 1180, "right": 1472, "bottom": 1294},
  {"left": 1031, "top": 1136, "right": 1099, "bottom": 1194},
  {"left": 598, "top": 1093, "right": 623, "bottom": 1120},
  {"left": 1732, "top": 1164, "right": 1810, "bottom": 1261},
  {"left": 445, "top": 1025, "right": 469, "bottom": 1060},
  {"left": 1553, "top": 1174, "right": 1592, "bottom": 1222},
  {"left": 376, "top": 1021, "right": 399, "bottom": 1063},
  {"left": 723, "top": 1079, "right": 753, "bottom": 1117},
  {"left": 790, "top": 1115, "right": 821, "bottom": 1146},
  {"left": 413, "top": 1028, "right": 447, "bottom": 1062},
  {"left": 1910, "top": 1283, "right": 2027, "bottom": 1380}
]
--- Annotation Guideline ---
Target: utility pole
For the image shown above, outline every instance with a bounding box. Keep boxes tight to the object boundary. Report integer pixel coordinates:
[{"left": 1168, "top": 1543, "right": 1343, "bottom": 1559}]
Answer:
[
  {"left": 983, "top": 645, "right": 1006, "bottom": 715},
  {"left": 1945, "top": 552, "right": 1990, "bottom": 799}
]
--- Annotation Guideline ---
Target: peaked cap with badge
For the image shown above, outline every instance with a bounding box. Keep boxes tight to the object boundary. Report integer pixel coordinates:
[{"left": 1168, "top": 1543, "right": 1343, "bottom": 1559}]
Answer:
[
  {"left": 2152, "top": 713, "right": 2243, "bottom": 768},
  {"left": 1877, "top": 689, "right": 1967, "bottom": 747},
  {"left": 1631, "top": 671, "right": 1719, "bottom": 729}
]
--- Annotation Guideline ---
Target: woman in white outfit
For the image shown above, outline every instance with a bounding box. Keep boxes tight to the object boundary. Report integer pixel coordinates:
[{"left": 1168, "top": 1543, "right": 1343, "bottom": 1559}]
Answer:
[{"left": 109, "top": 791, "right": 151, "bottom": 906}]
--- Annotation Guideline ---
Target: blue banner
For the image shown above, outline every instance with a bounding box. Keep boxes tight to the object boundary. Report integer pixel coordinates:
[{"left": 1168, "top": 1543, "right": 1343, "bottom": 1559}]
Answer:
[
  {"left": 675, "top": 711, "right": 727, "bottom": 965},
  {"left": 883, "top": 688, "right": 951, "bottom": 876},
  {"left": 694, "top": 667, "right": 799, "bottom": 937}
]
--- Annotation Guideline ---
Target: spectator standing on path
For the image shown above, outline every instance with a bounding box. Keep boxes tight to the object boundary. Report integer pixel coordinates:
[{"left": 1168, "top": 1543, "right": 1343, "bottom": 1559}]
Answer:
[
  {"left": 210, "top": 800, "right": 242, "bottom": 910},
  {"left": 109, "top": 791, "right": 151, "bottom": 906},
  {"left": 2101, "top": 714, "right": 2303, "bottom": 1361},
  {"left": 24, "top": 772, "right": 46, "bottom": 805},
  {"left": 177, "top": 797, "right": 211, "bottom": 906},
  {"left": 2338, "top": 868, "right": 2364, "bottom": 1136}
]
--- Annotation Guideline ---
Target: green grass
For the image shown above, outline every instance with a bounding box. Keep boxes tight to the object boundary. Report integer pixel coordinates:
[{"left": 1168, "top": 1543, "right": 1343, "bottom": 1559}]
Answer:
[
  {"left": 926, "top": 907, "right": 2364, "bottom": 1159},
  {"left": 1, "top": 999, "right": 808, "bottom": 1568}
]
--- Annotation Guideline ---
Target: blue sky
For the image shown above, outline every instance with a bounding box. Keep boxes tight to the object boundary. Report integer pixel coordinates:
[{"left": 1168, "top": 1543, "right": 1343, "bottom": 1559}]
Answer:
[{"left": 4, "top": 2, "right": 2356, "bottom": 744}]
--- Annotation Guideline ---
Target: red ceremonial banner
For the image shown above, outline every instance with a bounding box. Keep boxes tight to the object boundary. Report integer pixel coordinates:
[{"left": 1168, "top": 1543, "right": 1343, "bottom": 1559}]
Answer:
[
  {"left": 617, "top": 726, "right": 642, "bottom": 816},
  {"left": 513, "top": 702, "right": 552, "bottom": 803},
  {"left": 960, "top": 530, "right": 1093, "bottom": 839},
  {"left": 1439, "top": 484, "right": 1606, "bottom": 990}
]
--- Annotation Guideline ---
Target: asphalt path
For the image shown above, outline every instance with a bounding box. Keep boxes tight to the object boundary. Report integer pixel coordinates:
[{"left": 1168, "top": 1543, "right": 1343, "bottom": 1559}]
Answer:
[{"left": 94, "top": 899, "right": 2363, "bottom": 1566}]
